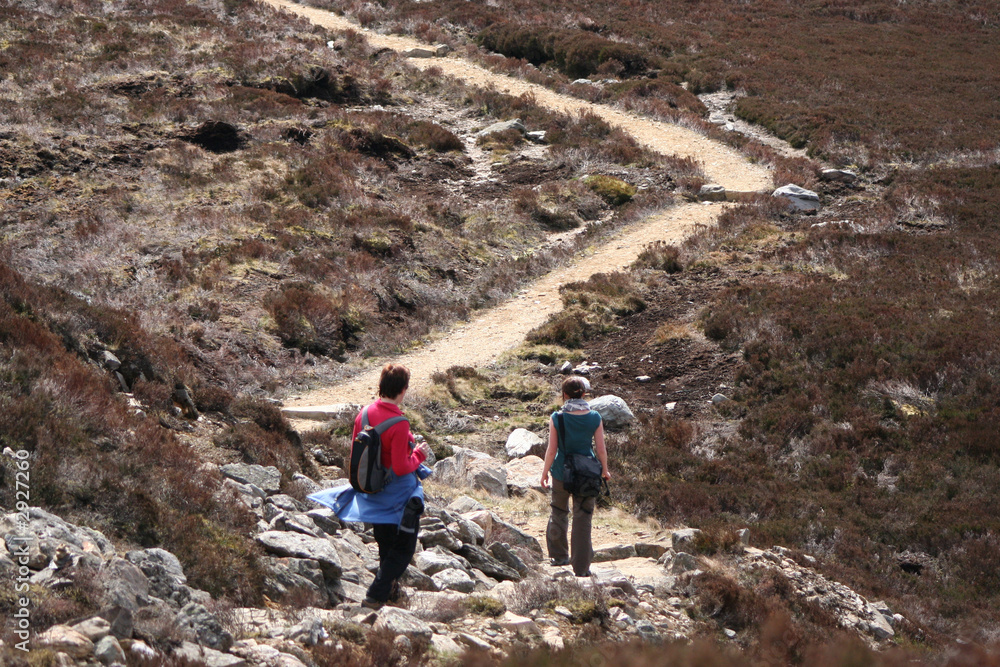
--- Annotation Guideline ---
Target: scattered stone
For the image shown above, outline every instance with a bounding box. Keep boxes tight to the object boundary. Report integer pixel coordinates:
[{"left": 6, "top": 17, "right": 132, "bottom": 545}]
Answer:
[
  {"left": 711, "top": 393, "right": 730, "bottom": 404},
  {"left": 373, "top": 607, "right": 433, "bottom": 642},
  {"left": 505, "top": 429, "right": 545, "bottom": 458},
  {"left": 402, "top": 47, "right": 435, "bottom": 58},
  {"left": 820, "top": 169, "right": 858, "bottom": 183},
  {"left": 101, "top": 351, "right": 121, "bottom": 371},
  {"left": 526, "top": 130, "right": 547, "bottom": 143},
  {"left": 414, "top": 548, "right": 468, "bottom": 576},
  {"left": 498, "top": 611, "right": 540, "bottom": 635},
  {"left": 572, "top": 78, "right": 595, "bottom": 85},
  {"left": 593, "top": 544, "right": 637, "bottom": 562},
  {"left": 432, "top": 568, "right": 476, "bottom": 593},
  {"left": 448, "top": 496, "right": 486, "bottom": 514},
  {"left": 476, "top": 119, "right": 526, "bottom": 137},
  {"left": 635, "top": 375, "right": 652, "bottom": 382},
  {"left": 459, "top": 544, "right": 521, "bottom": 582},
  {"left": 281, "top": 403, "right": 361, "bottom": 422},
  {"left": 36, "top": 626, "right": 95, "bottom": 659},
  {"left": 433, "top": 448, "right": 508, "bottom": 497},
  {"left": 558, "top": 361, "right": 573, "bottom": 374},
  {"left": 71, "top": 617, "right": 111, "bottom": 642},
  {"left": 635, "top": 543, "right": 669, "bottom": 559},
  {"left": 306, "top": 508, "right": 341, "bottom": 536},
  {"left": 588, "top": 395, "right": 635, "bottom": 430},
  {"left": 724, "top": 628, "right": 737, "bottom": 639},
  {"left": 220, "top": 464, "right": 281, "bottom": 495},
  {"left": 488, "top": 542, "right": 529, "bottom": 576},
  {"left": 671, "top": 528, "right": 703, "bottom": 550},
  {"left": 94, "top": 636, "right": 127, "bottom": 666},
  {"left": 176, "top": 603, "right": 233, "bottom": 652},
  {"left": 489, "top": 516, "right": 543, "bottom": 557},
  {"left": 772, "top": 184, "right": 821, "bottom": 212},
  {"left": 698, "top": 184, "right": 727, "bottom": 202},
  {"left": 433, "top": 44, "right": 451, "bottom": 57},
  {"left": 667, "top": 552, "right": 699, "bottom": 574},
  {"left": 430, "top": 633, "right": 465, "bottom": 656},
  {"left": 504, "top": 456, "right": 545, "bottom": 494},
  {"left": 255, "top": 532, "right": 342, "bottom": 580},
  {"left": 737, "top": 528, "right": 751, "bottom": 545},
  {"left": 172, "top": 641, "right": 247, "bottom": 667},
  {"left": 287, "top": 616, "right": 327, "bottom": 646}
]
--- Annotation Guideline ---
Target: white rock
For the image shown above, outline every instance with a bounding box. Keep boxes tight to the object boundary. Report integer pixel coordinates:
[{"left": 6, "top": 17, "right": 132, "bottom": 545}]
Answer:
[
  {"left": 476, "top": 119, "right": 526, "bottom": 137},
  {"left": 373, "top": 607, "right": 433, "bottom": 641},
  {"left": 402, "top": 47, "right": 435, "bottom": 58},
  {"left": 698, "top": 184, "right": 727, "bottom": 202},
  {"left": 36, "top": 626, "right": 94, "bottom": 659},
  {"left": 432, "top": 568, "right": 476, "bottom": 593},
  {"left": 499, "top": 611, "right": 540, "bottom": 635},
  {"left": 772, "top": 184, "right": 821, "bottom": 212},
  {"left": 433, "top": 44, "right": 451, "bottom": 57},
  {"left": 588, "top": 395, "right": 635, "bottom": 430},
  {"left": 504, "top": 429, "right": 545, "bottom": 458}
]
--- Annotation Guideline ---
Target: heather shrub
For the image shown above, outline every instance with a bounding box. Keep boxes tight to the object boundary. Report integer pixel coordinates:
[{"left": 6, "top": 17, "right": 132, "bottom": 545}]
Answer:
[
  {"left": 478, "top": 24, "right": 651, "bottom": 78},
  {"left": 264, "top": 283, "right": 358, "bottom": 358},
  {"left": 635, "top": 240, "right": 683, "bottom": 273},
  {"left": 405, "top": 120, "right": 464, "bottom": 152}
]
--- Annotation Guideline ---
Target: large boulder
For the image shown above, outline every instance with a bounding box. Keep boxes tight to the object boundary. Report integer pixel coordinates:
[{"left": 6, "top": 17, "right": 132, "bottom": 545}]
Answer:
[
  {"left": 36, "top": 625, "right": 94, "bottom": 659},
  {"left": 504, "top": 456, "right": 545, "bottom": 494},
  {"left": 220, "top": 464, "right": 281, "bottom": 495},
  {"left": 433, "top": 448, "right": 508, "bottom": 497},
  {"left": 458, "top": 544, "right": 521, "bottom": 582},
  {"left": 256, "top": 532, "right": 342, "bottom": 580},
  {"left": 100, "top": 558, "right": 151, "bottom": 611},
  {"left": 476, "top": 119, "right": 526, "bottom": 137},
  {"left": 698, "top": 184, "right": 727, "bottom": 202},
  {"left": 490, "top": 516, "right": 543, "bottom": 557},
  {"left": 175, "top": 603, "right": 233, "bottom": 652},
  {"left": 414, "top": 548, "right": 469, "bottom": 576},
  {"left": 432, "top": 568, "right": 476, "bottom": 593},
  {"left": 373, "top": 607, "right": 433, "bottom": 642},
  {"left": 588, "top": 395, "right": 636, "bottom": 431},
  {"left": 772, "top": 184, "right": 821, "bottom": 212},
  {"left": 505, "top": 429, "right": 545, "bottom": 458}
]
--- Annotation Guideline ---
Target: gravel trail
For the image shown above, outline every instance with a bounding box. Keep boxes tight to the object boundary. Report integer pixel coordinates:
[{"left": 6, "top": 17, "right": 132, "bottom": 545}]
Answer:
[{"left": 259, "top": 0, "right": 770, "bottom": 413}]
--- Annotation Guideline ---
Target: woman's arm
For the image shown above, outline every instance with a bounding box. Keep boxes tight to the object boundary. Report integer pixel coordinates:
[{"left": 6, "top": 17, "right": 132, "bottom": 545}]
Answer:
[
  {"left": 594, "top": 422, "right": 611, "bottom": 480},
  {"left": 540, "top": 417, "right": 558, "bottom": 489},
  {"left": 390, "top": 423, "right": 427, "bottom": 476}
]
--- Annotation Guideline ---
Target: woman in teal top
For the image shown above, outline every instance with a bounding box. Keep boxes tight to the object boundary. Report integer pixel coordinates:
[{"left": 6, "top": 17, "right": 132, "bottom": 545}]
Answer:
[{"left": 540, "top": 376, "right": 611, "bottom": 576}]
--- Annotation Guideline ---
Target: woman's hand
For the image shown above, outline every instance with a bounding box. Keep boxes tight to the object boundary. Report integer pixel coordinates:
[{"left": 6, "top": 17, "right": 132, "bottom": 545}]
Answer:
[
  {"left": 416, "top": 441, "right": 431, "bottom": 460},
  {"left": 540, "top": 469, "right": 550, "bottom": 489},
  {"left": 602, "top": 468, "right": 612, "bottom": 481}
]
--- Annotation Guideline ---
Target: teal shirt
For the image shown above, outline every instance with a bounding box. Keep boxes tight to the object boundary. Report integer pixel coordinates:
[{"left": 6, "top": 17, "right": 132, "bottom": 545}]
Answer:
[{"left": 551, "top": 410, "right": 602, "bottom": 482}]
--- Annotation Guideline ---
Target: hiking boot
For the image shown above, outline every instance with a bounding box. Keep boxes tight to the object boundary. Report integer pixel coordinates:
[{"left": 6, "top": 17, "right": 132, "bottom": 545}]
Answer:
[
  {"left": 549, "top": 558, "right": 570, "bottom": 566},
  {"left": 361, "top": 597, "right": 385, "bottom": 610}
]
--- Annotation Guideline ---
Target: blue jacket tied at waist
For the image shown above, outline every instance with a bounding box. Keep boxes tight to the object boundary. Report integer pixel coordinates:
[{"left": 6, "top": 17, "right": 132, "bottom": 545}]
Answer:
[{"left": 308, "top": 466, "right": 428, "bottom": 529}]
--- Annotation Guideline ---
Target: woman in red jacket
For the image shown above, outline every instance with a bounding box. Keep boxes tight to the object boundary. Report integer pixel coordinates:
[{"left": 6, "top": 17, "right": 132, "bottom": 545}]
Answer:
[
  {"left": 310, "top": 363, "right": 430, "bottom": 608},
  {"left": 356, "top": 363, "right": 430, "bottom": 607}
]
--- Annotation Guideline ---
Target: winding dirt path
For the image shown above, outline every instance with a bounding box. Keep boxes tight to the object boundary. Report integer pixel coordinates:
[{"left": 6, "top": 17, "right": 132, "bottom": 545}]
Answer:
[{"left": 262, "top": 0, "right": 771, "bottom": 414}]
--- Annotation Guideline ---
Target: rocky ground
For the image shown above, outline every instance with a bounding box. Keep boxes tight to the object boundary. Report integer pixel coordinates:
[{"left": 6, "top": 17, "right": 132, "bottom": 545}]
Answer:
[{"left": 1, "top": 388, "right": 906, "bottom": 665}]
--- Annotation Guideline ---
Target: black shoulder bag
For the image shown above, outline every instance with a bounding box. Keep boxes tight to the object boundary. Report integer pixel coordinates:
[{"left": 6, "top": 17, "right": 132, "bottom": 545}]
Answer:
[{"left": 556, "top": 412, "right": 608, "bottom": 498}]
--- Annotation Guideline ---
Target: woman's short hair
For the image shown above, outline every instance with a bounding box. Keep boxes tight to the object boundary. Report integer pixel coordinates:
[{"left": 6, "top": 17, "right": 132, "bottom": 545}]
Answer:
[
  {"left": 378, "top": 363, "right": 410, "bottom": 398},
  {"left": 561, "top": 376, "right": 588, "bottom": 399}
]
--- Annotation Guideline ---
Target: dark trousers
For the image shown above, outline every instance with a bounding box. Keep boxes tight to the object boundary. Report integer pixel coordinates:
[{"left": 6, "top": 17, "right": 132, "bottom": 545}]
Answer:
[
  {"left": 367, "top": 498, "right": 423, "bottom": 602},
  {"left": 546, "top": 478, "right": 596, "bottom": 576}
]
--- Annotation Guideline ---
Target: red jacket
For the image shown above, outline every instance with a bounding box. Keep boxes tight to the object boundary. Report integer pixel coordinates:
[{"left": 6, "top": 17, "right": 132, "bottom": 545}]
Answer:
[{"left": 352, "top": 399, "right": 426, "bottom": 476}]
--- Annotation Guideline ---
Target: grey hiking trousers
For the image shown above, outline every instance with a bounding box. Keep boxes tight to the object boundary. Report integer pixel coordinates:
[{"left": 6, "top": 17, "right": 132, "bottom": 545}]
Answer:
[{"left": 546, "top": 478, "right": 596, "bottom": 576}]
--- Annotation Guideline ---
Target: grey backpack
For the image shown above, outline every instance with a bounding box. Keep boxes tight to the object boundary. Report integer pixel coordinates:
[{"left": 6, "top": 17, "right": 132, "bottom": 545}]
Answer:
[{"left": 349, "top": 406, "right": 407, "bottom": 494}]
